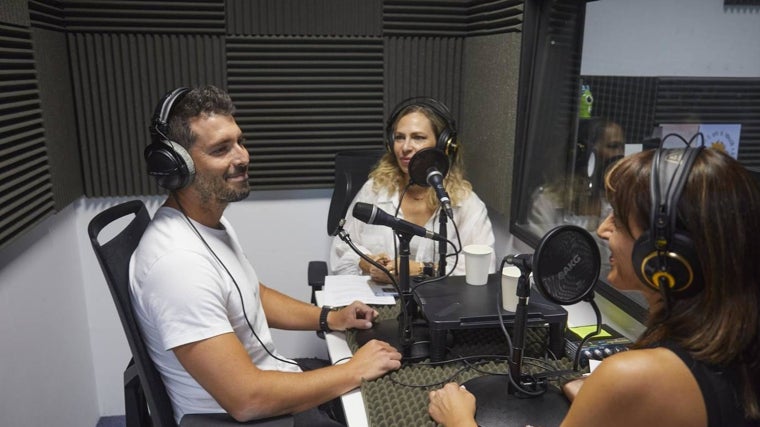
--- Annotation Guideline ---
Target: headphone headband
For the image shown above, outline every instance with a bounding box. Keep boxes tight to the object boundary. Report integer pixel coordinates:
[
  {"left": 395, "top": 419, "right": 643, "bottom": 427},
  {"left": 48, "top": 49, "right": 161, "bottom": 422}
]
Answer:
[
  {"left": 651, "top": 147, "right": 703, "bottom": 251},
  {"left": 150, "top": 87, "right": 190, "bottom": 142},
  {"left": 632, "top": 146, "right": 704, "bottom": 300}
]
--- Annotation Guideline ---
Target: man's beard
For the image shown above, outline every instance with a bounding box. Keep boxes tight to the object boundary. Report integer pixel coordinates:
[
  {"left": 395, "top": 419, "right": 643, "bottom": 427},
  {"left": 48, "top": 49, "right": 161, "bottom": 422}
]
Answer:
[{"left": 193, "top": 169, "right": 250, "bottom": 205}]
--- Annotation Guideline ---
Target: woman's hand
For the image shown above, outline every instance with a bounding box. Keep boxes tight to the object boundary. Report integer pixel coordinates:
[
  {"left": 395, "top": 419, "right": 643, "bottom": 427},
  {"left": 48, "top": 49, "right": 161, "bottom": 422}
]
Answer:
[
  {"left": 428, "top": 383, "right": 478, "bottom": 427},
  {"left": 360, "top": 254, "right": 397, "bottom": 283},
  {"left": 562, "top": 377, "right": 586, "bottom": 402}
]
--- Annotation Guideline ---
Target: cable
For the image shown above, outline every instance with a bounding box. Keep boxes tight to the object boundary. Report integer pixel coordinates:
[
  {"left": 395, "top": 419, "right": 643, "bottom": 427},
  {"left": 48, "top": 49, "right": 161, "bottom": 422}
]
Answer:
[
  {"left": 175, "top": 198, "right": 299, "bottom": 367},
  {"left": 385, "top": 359, "right": 495, "bottom": 389},
  {"left": 332, "top": 356, "right": 352, "bottom": 365},
  {"left": 492, "top": 255, "right": 550, "bottom": 397},
  {"left": 390, "top": 182, "right": 463, "bottom": 292},
  {"left": 571, "top": 299, "right": 602, "bottom": 371},
  {"left": 336, "top": 228, "right": 409, "bottom": 333},
  {"left": 658, "top": 131, "right": 705, "bottom": 149}
]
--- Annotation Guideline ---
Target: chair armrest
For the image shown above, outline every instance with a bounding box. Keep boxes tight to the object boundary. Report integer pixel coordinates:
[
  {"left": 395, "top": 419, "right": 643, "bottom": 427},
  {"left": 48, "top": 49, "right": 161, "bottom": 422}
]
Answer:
[
  {"left": 181, "top": 413, "right": 293, "bottom": 426},
  {"left": 308, "top": 261, "right": 329, "bottom": 338},
  {"left": 307, "top": 261, "right": 328, "bottom": 305},
  {"left": 308, "top": 261, "right": 328, "bottom": 291}
]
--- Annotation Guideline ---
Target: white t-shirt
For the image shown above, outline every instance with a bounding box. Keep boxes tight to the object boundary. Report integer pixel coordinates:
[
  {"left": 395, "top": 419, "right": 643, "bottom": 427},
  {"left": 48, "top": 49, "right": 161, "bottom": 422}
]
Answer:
[
  {"left": 330, "top": 178, "right": 496, "bottom": 276},
  {"left": 129, "top": 207, "right": 300, "bottom": 422}
]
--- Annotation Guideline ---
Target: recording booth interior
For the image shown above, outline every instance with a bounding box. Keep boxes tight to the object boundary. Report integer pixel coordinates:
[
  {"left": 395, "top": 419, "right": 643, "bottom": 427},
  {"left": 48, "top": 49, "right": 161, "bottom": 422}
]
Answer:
[
  {"left": 318, "top": 0, "right": 760, "bottom": 425},
  {"left": 1, "top": 0, "right": 758, "bottom": 425}
]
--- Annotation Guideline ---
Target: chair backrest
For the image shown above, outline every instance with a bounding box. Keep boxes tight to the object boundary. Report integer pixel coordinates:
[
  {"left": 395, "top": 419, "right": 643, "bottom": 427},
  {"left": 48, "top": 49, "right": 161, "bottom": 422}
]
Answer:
[
  {"left": 88, "top": 200, "right": 177, "bottom": 427},
  {"left": 326, "top": 148, "right": 386, "bottom": 236}
]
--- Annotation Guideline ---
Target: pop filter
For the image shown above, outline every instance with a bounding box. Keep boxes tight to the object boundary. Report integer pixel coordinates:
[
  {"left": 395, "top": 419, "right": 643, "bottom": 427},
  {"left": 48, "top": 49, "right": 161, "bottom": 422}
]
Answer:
[
  {"left": 408, "top": 147, "right": 450, "bottom": 186},
  {"left": 532, "top": 224, "right": 600, "bottom": 305}
]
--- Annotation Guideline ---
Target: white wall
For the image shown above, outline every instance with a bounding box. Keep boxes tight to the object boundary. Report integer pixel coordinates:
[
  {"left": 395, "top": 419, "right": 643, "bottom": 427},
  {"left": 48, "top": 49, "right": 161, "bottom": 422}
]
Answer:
[
  {"left": 0, "top": 204, "right": 100, "bottom": 426},
  {"left": 582, "top": 0, "right": 760, "bottom": 77}
]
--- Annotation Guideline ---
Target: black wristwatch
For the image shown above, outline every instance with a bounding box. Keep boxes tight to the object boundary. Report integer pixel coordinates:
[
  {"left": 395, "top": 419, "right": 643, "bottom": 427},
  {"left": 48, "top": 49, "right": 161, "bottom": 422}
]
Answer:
[{"left": 319, "top": 306, "right": 335, "bottom": 333}]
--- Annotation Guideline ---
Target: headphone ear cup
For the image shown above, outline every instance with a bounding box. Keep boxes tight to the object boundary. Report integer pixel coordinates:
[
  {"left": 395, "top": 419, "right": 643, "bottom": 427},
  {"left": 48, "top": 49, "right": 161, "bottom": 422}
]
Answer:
[
  {"left": 632, "top": 231, "right": 654, "bottom": 287},
  {"left": 146, "top": 87, "right": 193, "bottom": 190},
  {"left": 632, "top": 230, "right": 703, "bottom": 298},
  {"left": 144, "top": 139, "right": 195, "bottom": 190},
  {"left": 437, "top": 128, "right": 458, "bottom": 160}
]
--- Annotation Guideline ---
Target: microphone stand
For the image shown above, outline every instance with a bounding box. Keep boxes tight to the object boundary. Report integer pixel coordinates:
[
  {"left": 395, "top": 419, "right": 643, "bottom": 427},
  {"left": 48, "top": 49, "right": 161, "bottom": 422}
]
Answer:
[
  {"left": 395, "top": 231, "right": 420, "bottom": 354},
  {"left": 352, "top": 230, "right": 429, "bottom": 361},
  {"left": 508, "top": 270, "right": 531, "bottom": 387},
  {"left": 437, "top": 210, "right": 447, "bottom": 277},
  {"left": 461, "top": 264, "right": 570, "bottom": 426}
]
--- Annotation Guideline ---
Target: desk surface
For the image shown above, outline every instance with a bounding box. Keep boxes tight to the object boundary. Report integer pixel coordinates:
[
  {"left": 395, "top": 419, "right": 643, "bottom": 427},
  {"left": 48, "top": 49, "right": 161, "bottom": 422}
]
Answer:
[
  {"left": 317, "top": 291, "right": 579, "bottom": 427},
  {"left": 316, "top": 291, "right": 368, "bottom": 427}
]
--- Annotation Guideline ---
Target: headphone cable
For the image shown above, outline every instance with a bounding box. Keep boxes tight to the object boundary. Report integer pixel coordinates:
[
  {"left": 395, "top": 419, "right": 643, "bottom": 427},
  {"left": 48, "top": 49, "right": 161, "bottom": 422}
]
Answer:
[{"left": 174, "top": 197, "right": 299, "bottom": 367}]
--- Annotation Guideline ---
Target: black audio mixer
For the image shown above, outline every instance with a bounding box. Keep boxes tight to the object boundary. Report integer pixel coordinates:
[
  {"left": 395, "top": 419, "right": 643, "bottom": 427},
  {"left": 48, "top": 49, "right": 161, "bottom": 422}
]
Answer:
[{"left": 564, "top": 324, "right": 632, "bottom": 368}]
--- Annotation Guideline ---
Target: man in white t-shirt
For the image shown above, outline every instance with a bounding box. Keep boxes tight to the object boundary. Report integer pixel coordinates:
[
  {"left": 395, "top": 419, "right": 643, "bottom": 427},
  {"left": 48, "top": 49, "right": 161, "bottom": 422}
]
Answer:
[{"left": 130, "top": 85, "right": 402, "bottom": 425}]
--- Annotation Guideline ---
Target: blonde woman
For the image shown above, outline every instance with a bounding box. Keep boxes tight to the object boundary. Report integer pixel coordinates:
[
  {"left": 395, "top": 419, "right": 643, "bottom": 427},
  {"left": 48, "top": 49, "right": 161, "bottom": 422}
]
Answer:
[{"left": 330, "top": 98, "right": 495, "bottom": 283}]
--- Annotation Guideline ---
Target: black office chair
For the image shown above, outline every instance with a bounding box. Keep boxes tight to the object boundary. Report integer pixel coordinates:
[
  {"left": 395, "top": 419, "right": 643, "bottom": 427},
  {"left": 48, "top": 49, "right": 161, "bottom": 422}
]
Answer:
[
  {"left": 307, "top": 148, "right": 386, "bottom": 309},
  {"left": 88, "top": 200, "right": 292, "bottom": 427}
]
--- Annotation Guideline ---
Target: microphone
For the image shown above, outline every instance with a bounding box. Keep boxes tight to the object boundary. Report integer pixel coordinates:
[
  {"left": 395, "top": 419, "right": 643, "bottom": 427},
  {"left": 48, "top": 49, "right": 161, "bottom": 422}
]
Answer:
[
  {"left": 352, "top": 202, "right": 447, "bottom": 242},
  {"left": 408, "top": 148, "right": 453, "bottom": 218}
]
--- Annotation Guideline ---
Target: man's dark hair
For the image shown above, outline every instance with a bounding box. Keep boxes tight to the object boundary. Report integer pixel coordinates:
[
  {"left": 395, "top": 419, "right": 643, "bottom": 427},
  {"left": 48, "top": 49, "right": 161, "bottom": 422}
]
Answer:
[{"left": 167, "top": 85, "right": 235, "bottom": 149}]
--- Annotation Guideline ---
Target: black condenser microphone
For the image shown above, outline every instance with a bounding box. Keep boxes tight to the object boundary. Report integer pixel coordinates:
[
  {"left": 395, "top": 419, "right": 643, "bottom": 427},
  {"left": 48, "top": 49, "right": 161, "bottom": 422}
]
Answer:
[
  {"left": 408, "top": 148, "right": 453, "bottom": 218},
  {"left": 352, "top": 202, "right": 447, "bottom": 242}
]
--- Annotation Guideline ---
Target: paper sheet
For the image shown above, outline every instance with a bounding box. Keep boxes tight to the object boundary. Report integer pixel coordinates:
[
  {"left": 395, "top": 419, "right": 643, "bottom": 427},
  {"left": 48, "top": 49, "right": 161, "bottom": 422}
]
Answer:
[{"left": 322, "top": 275, "right": 397, "bottom": 307}]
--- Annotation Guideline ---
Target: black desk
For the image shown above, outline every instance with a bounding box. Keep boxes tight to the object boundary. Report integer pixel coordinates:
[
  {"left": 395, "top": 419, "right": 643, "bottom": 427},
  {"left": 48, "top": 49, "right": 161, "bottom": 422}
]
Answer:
[{"left": 413, "top": 273, "right": 568, "bottom": 361}]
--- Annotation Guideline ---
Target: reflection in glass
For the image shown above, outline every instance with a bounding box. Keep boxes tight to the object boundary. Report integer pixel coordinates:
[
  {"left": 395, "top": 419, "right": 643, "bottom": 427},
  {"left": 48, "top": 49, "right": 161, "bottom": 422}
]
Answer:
[{"left": 510, "top": 0, "right": 760, "bottom": 322}]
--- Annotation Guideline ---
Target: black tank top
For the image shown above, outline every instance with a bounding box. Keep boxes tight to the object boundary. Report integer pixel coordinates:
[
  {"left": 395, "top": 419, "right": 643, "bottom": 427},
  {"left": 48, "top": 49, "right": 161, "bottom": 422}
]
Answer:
[{"left": 660, "top": 341, "right": 754, "bottom": 427}]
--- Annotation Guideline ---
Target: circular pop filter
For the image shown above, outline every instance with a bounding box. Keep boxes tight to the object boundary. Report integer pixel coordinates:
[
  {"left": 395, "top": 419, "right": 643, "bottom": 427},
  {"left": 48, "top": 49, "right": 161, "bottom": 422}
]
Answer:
[
  {"left": 408, "top": 148, "right": 450, "bottom": 186},
  {"left": 532, "top": 225, "right": 601, "bottom": 305}
]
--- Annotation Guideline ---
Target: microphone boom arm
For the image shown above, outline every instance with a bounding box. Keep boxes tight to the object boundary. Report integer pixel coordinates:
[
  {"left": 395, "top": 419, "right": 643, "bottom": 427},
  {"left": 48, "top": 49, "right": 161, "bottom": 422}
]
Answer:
[
  {"left": 336, "top": 223, "right": 420, "bottom": 358},
  {"left": 336, "top": 225, "right": 399, "bottom": 291}
]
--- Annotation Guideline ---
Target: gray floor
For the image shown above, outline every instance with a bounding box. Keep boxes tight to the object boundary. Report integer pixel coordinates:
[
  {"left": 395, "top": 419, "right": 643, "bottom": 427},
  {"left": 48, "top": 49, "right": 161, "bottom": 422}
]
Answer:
[{"left": 96, "top": 416, "right": 126, "bottom": 427}]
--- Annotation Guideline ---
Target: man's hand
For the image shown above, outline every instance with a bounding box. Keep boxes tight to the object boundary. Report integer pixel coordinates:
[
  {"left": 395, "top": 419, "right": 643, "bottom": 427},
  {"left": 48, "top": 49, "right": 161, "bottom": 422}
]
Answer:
[
  {"left": 347, "top": 339, "right": 402, "bottom": 381},
  {"left": 328, "top": 300, "right": 379, "bottom": 331}
]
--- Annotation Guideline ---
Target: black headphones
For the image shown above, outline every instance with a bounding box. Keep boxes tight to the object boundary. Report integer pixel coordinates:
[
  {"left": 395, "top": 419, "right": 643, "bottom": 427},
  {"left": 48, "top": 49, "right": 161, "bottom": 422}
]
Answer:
[
  {"left": 576, "top": 118, "right": 624, "bottom": 195},
  {"left": 385, "top": 97, "right": 459, "bottom": 160},
  {"left": 145, "top": 87, "right": 195, "bottom": 190},
  {"left": 576, "top": 118, "right": 606, "bottom": 178},
  {"left": 631, "top": 147, "right": 704, "bottom": 299}
]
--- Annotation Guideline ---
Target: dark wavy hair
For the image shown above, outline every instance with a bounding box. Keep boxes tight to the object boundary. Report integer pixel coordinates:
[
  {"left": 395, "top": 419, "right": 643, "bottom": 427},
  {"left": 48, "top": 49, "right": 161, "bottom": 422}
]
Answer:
[
  {"left": 604, "top": 148, "right": 760, "bottom": 419},
  {"left": 167, "top": 85, "right": 235, "bottom": 149}
]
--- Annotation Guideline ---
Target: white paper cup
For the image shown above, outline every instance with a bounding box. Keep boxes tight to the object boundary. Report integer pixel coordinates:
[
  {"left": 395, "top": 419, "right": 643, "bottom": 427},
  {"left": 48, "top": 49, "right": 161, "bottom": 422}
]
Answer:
[
  {"left": 501, "top": 266, "right": 521, "bottom": 311},
  {"left": 463, "top": 244, "right": 492, "bottom": 285}
]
